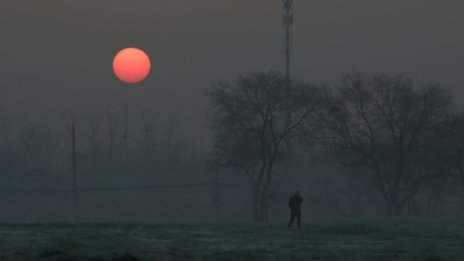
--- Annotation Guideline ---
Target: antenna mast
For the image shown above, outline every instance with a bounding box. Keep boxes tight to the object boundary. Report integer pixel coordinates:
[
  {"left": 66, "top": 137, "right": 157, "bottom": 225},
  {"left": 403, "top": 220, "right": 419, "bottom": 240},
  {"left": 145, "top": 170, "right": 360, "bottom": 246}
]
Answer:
[
  {"left": 282, "top": 0, "right": 294, "bottom": 85},
  {"left": 72, "top": 123, "right": 78, "bottom": 223}
]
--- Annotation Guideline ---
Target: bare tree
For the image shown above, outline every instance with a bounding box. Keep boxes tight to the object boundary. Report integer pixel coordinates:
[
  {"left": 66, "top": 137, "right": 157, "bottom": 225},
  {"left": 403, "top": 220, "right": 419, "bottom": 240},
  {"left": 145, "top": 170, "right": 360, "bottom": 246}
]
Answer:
[
  {"left": 320, "top": 73, "right": 452, "bottom": 216},
  {"left": 0, "top": 109, "right": 11, "bottom": 149},
  {"left": 103, "top": 107, "right": 132, "bottom": 162},
  {"left": 162, "top": 118, "right": 185, "bottom": 163},
  {"left": 413, "top": 122, "right": 456, "bottom": 215},
  {"left": 0, "top": 110, "right": 18, "bottom": 185},
  {"left": 447, "top": 112, "right": 464, "bottom": 199},
  {"left": 78, "top": 108, "right": 135, "bottom": 184},
  {"left": 206, "top": 71, "right": 323, "bottom": 222},
  {"left": 17, "top": 121, "right": 61, "bottom": 183},
  {"left": 134, "top": 109, "right": 157, "bottom": 159}
]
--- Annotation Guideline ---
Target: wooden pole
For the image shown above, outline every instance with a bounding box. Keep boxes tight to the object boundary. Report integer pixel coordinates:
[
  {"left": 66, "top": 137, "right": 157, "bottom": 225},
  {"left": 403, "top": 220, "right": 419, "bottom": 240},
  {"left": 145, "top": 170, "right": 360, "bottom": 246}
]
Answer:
[
  {"left": 72, "top": 123, "right": 78, "bottom": 222},
  {"left": 214, "top": 163, "right": 219, "bottom": 221}
]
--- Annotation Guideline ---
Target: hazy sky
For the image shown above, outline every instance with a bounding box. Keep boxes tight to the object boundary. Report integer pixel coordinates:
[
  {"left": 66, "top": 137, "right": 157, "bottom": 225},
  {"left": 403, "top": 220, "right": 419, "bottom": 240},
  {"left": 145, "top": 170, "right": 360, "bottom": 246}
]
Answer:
[{"left": 1, "top": 0, "right": 464, "bottom": 136}]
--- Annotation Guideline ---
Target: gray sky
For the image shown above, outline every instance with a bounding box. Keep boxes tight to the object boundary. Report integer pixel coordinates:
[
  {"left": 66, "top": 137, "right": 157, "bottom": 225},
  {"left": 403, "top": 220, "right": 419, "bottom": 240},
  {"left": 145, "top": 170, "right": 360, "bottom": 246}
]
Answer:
[{"left": 1, "top": 0, "right": 464, "bottom": 136}]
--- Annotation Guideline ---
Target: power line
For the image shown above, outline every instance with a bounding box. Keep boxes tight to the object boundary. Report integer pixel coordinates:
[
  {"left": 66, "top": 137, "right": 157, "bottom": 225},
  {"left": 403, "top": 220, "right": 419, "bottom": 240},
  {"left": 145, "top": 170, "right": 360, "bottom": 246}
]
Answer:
[
  {"left": 0, "top": 182, "right": 212, "bottom": 194},
  {"left": 80, "top": 183, "right": 211, "bottom": 192},
  {"left": 0, "top": 182, "right": 250, "bottom": 195}
]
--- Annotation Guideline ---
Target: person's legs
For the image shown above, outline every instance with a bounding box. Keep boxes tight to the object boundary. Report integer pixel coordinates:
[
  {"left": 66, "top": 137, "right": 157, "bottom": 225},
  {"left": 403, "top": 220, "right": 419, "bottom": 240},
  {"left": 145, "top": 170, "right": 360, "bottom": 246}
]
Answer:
[
  {"left": 288, "top": 212, "right": 296, "bottom": 227},
  {"left": 296, "top": 211, "right": 301, "bottom": 227}
]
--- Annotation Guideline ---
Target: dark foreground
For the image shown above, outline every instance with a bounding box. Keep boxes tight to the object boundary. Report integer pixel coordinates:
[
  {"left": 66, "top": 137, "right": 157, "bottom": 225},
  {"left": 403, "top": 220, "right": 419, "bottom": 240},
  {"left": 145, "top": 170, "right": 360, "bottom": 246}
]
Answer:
[{"left": 1, "top": 219, "right": 464, "bottom": 260}]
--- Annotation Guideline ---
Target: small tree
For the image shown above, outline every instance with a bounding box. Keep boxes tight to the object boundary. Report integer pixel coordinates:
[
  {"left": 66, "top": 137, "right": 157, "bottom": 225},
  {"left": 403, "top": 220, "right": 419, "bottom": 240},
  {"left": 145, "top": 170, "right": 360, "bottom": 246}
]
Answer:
[{"left": 206, "top": 71, "right": 323, "bottom": 222}]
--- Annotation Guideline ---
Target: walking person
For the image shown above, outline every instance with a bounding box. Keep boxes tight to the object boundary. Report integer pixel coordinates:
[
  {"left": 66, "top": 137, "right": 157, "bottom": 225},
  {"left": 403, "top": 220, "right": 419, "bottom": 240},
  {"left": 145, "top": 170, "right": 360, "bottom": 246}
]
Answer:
[{"left": 288, "top": 191, "right": 303, "bottom": 228}]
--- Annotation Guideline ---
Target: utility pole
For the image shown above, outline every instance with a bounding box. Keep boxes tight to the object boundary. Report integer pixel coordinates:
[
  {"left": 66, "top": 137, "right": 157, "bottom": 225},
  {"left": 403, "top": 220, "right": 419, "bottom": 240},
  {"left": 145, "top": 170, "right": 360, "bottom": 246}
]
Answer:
[
  {"left": 282, "top": 0, "right": 294, "bottom": 86},
  {"left": 72, "top": 123, "right": 78, "bottom": 223},
  {"left": 213, "top": 163, "right": 220, "bottom": 221}
]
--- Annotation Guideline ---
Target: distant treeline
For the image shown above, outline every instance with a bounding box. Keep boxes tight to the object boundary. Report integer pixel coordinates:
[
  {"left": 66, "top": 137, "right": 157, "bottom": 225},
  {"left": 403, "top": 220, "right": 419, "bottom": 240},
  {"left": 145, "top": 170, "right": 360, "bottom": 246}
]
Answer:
[{"left": 1, "top": 71, "right": 464, "bottom": 222}]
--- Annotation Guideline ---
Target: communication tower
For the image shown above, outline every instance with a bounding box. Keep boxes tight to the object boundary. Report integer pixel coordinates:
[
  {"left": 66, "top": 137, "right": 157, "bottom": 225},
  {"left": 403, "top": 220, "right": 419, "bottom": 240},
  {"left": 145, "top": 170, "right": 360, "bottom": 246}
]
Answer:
[{"left": 282, "top": 0, "right": 294, "bottom": 85}]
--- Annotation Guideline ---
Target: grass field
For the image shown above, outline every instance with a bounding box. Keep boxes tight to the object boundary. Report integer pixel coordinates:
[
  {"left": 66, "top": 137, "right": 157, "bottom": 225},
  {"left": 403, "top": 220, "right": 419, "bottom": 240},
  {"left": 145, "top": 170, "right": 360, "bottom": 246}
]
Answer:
[{"left": 1, "top": 219, "right": 464, "bottom": 260}]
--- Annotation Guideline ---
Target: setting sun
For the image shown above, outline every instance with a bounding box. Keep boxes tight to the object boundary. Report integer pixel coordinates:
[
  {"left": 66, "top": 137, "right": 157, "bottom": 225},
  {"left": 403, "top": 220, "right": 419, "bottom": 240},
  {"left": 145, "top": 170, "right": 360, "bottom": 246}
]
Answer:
[{"left": 113, "top": 47, "right": 151, "bottom": 84}]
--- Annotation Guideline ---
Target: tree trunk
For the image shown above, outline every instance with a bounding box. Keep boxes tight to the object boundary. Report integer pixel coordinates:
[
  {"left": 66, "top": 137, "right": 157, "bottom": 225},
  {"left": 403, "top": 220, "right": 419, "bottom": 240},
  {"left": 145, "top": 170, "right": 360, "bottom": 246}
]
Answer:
[
  {"left": 250, "top": 187, "right": 271, "bottom": 223},
  {"left": 426, "top": 195, "right": 440, "bottom": 215},
  {"left": 384, "top": 194, "right": 403, "bottom": 216},
  {"left": 260, "top": 200, "right": 269, "bottom": 223},
  {"left": 385, "top": 197, "right": 393, "bottom": 216},
  {"left": 252, "top": 186, "right": 259, "bottom": 222}
]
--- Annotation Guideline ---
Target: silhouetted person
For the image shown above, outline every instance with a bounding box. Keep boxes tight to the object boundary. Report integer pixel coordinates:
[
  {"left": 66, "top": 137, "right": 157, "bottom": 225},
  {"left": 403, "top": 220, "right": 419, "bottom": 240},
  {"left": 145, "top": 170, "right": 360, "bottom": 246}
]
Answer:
[{"left": 288, "top": 191, "right": 303, "bottom": 228}]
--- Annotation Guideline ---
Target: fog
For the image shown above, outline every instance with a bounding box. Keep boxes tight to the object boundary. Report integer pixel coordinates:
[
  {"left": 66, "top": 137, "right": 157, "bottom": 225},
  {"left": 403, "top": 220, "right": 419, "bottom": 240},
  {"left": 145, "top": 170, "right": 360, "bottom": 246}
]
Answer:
[{"left": 1, "top": 1, "right": 464, "bottom": 223}]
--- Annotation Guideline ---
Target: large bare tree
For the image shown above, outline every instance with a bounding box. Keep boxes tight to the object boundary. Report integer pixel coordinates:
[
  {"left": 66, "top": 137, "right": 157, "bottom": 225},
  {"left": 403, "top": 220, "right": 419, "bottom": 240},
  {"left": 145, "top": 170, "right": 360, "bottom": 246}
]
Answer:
[
  {"left": 321, "top": 73, "right": 452, "bottom": 216},
  {"left": 446, "top": 112, "right": 464, "bottom": 198},
  {"left": 206, "top": 71, "right": 323, "bottom": 222}
]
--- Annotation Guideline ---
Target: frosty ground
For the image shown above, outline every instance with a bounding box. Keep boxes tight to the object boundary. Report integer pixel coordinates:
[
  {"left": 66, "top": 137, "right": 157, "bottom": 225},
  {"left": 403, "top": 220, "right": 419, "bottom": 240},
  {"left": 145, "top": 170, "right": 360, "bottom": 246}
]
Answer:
[{"left": 1, "top": 219, "right": 464, "bottom": 261}]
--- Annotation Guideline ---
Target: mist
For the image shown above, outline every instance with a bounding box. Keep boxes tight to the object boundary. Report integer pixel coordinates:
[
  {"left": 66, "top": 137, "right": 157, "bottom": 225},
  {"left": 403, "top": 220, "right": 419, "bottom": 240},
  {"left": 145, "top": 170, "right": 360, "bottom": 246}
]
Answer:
[{"left": 2, "top": 1, "right": 464, "bottom": 260}]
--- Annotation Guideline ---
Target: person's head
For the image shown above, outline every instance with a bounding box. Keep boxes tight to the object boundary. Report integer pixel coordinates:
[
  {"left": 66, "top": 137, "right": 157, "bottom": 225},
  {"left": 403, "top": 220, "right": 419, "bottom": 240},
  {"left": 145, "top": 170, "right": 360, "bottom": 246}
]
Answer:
[{"left": 295, "top": 191, "right": 300, "bottom": 196}]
